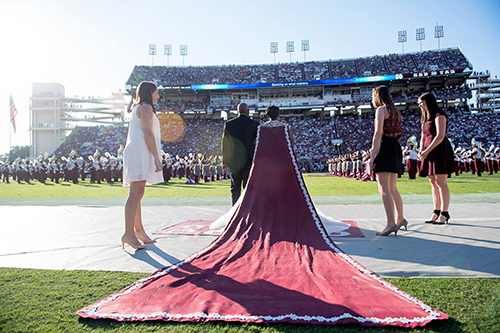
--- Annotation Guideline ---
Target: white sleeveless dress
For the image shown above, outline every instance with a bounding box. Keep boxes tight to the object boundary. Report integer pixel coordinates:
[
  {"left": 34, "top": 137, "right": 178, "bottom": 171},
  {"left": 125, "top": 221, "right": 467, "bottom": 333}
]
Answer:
[{"left": 122, "top": 105, "right": 164, "bottom": 186}]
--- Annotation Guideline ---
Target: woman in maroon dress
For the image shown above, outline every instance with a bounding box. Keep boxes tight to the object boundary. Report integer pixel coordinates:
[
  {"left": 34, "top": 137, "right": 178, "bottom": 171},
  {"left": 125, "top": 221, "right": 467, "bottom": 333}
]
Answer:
[{"left": 417, "top": 92, "right": 454, "bottom": 224}]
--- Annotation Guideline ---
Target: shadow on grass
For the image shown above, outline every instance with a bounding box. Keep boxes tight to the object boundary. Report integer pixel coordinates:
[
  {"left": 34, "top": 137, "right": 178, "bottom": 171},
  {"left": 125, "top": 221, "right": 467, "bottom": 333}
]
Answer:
[{"left": 77, "top": 316, "right": 461, "bottom": 332}]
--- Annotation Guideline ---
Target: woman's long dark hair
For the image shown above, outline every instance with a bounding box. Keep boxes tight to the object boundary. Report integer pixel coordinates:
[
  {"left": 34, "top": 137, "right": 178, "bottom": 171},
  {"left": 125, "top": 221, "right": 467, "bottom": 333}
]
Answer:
[
  {"left": 372, "top": 85, "right": 401, "bottom": 121},
  {"left": 419, "top": 92, "right": 444, "bottom": 124},
  {"left": 129, "top": 81, "right": 157, "bottom": 113}
]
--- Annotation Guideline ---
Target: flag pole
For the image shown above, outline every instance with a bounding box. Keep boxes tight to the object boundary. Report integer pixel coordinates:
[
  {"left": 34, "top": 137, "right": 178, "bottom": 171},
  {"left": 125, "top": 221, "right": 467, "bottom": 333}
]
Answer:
[{"left": 9, "top": 98, "right": 12, "bottom": 160}]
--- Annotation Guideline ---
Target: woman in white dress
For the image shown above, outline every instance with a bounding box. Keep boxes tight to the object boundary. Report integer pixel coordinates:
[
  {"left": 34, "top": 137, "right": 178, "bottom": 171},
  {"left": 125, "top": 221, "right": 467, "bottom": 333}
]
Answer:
[{"left": 122, "top": 81, "right": 163, "bottom": 250}]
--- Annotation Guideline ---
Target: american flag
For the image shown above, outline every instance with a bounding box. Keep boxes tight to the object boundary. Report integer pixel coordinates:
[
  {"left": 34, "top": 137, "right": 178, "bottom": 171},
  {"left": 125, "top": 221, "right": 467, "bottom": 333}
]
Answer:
[{"left": 10, "top": 95, "right": 18, "bottom": 133}]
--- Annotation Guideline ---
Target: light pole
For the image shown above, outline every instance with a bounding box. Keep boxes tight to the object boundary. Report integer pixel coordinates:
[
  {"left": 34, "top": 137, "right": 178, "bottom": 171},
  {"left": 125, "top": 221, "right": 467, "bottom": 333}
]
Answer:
[
  {"left": 416, "top": 28, "right": 425, "bottom": 52},
  {"left": 398, "top": 30, "right": 407, "bottom": 53},
  {"left": 270, "top": 42, "right": 278, "bottom": 64},
  {"left": 180, "top": 45, "right": 188, "bottom": 66},
  {"left": 301, "top": 40, "right": 309, "bottom": 62},
  {"left": 164, "top": 44, "right": 172, "bottom": 66},
  {"left": 286, "top": 41, "right": 295, "bottom": 63},
  {"left": 149, "top": 44, "right": 157, "bottom": 66},
  {"left": 435, "top": 23, "right": 444, "bottom": 50}
]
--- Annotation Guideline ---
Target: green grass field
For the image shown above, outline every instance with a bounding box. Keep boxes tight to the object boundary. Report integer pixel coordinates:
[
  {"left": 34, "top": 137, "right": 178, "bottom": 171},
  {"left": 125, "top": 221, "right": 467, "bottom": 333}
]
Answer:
[
  {"left": 0, "top": 268, "right": 498, "bottom": 333},
  {"left": 1, "top": 172, "right": 499, "bottom": 332},
  {"left": 1, "top": 172, "right": 499, "bottom": 200}
]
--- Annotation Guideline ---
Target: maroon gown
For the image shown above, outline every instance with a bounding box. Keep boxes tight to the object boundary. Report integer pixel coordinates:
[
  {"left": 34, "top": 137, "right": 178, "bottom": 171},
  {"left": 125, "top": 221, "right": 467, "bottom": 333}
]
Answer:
[
  {"left": 77, "top": 122, "right": 448, "bottom": 327},
  {"left": 419, "top": 111, "right": 454, "bottom": 176}
]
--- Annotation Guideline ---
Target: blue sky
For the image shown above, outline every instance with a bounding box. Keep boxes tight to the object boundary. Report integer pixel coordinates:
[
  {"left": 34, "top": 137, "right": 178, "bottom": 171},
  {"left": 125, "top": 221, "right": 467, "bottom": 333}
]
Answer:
[{"left": 1, "top": 0, "right": 499, "bottom": 154}]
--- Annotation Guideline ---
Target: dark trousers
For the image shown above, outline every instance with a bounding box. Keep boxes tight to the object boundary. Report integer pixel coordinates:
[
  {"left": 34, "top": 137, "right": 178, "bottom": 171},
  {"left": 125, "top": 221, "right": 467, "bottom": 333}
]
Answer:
[{"left": 230, "top": 166, "right": 251, "bottom": 205}]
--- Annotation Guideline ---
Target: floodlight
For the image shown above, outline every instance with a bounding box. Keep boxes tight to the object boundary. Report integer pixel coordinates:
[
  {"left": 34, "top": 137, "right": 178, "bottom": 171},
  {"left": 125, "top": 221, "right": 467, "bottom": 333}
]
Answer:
[
  {"left": 398, "top": 30, "right": 407, "bottom": 53},
  {"left": 180, "top": 45, "right": 188, "bottom": 66},
  {"left": 164, "top": 44, "right": 172, "bottom": 66},
  {"left": 286, "top": 41, "right": 295, "bottom": 62},
  {"left": 301, "top": 40, "right": 309, "bottom": 62},
  {"left": 270, "top": 42, "right": 278, "bottom": 64},
  {"left": 416, "top": 28, "right": 425, "bottom": 51},
  {"left": 149, "top": 44, "right": 157, "bottom": 66},
  {"left": 435, "top": 23, "right": 444, "bottom": 49}
]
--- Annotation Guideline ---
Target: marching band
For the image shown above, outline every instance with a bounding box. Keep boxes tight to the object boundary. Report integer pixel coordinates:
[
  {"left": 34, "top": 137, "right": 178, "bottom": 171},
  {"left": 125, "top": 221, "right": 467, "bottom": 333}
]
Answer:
[
  {"left": 326, "top": 137, "right": 500, "bottom": 181},
  {"left": 0, "top": 149, "right": 230, "bottom": 185}
]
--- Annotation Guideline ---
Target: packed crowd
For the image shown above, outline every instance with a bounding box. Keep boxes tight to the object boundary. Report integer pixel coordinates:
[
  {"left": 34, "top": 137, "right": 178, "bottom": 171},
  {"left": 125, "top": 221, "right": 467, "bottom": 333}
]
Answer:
[
  {"left": 333, "top": 105, "right": 499, "bottom": 156},
  {"left": 3, "top": 107, "right": 499, "bottom": 186},
  {"left": 41, "top": 105, "right": 500, "bottom": 174},
  {"left": 402, "top": 85, "right": 471, "bottom": 101},
  {"left": 156, "top": 99, "right": 208, "bottom": 111},
  {"left": 324, "top": 85, "right": 470, "bottom": 107},
  {"left": 127, "top": 49, "right": 471, "bottom": 86}
]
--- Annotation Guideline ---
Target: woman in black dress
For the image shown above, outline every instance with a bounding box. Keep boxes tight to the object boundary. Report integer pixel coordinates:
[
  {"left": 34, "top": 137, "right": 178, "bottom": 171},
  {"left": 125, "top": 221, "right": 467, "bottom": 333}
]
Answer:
[
  {"left": 368, "top": 86, "right": 407, "bottom": 236},
  {"left": 418, "top": 92, "right": 454, "bottom": 224}
]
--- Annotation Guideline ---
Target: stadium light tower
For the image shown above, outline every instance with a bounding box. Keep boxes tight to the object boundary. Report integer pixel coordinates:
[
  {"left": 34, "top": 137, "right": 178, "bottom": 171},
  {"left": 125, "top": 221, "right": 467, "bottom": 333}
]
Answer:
[
  {"left": 301, "top": 40, "right": 310, "bottom": 62},
  {"left": 270, "top": 42, "right": 278, "bottom": 64},
  {"left": 435, "top": 23, "right": 444, "bottom": 50},
  {"left": 416, "top": 28, "right": 425, "bottom": 52},
  {"left": 164, "top": 44, "right": 172, "bottom": 66},
  {"left": 180, "top": 44, "right": 188, "bottom": 66},
  {"left": 398, "top": 30, "right": 407, "bottom": 53},
  {"left": 286, "top": 41, "right": 295, "bottom": 63},
  {"left": 149, "top": 44, "right": 157, "bottom": 66}
]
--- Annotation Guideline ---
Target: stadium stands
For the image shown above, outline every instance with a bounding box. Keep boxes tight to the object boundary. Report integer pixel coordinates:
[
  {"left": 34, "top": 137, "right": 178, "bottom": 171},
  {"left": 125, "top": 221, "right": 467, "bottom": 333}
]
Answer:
[
  {"left": 126, "top": 48, "right": 472, "bottom": 88},
  {"left": 48, "top": 46, "right": 489, "bottom": 173},
  {"left": 53, "top": 108, "right": 500, "bottom": 170}
]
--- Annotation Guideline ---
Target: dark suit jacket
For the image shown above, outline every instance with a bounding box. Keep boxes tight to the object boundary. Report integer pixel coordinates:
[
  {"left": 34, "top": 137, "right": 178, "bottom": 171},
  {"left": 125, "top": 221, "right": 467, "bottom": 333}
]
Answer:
[{"left": 222, "top": 114, "right": 259, "bottom": 173}]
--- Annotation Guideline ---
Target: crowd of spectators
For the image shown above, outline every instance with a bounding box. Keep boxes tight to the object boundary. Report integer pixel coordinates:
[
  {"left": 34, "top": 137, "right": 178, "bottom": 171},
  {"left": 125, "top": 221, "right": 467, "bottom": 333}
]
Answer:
[
  {"left": 277, "top": 63, "right": 303, "bottom": 82},
  {"left": 221, "top": 64, "right": 276, "bottom": 84},
  {"left": 126, "top": 49, "right": 471, "bottom": 87},
  {"left": 357, "top": 55, "right": 387, "bottom": 77},
  {"left": 54, "top": 126, "right": 128, "bottom": 158},
  {"left": 413, "top": 50, "right": 449, "bottom": 72},
  {"left": 156, "top": 99, "right": 208, "bottom": 111},
  {"left": 334, "top": 106, "right": 499, "bottom": 156},
  {"left": 329, "top": 60, "right": 358, "bottom": 79},
  {"left": 52, "top": 105, "right": 499, "bottom": 172},
  {"left": 384, "top": 53, "right": 417, "bottom": 74},
  {"left": 303, "top": 61, "right": 330, "bottom": 81},
  {"left": 404, "top": 85, "right": 471, "bottom": 101}
]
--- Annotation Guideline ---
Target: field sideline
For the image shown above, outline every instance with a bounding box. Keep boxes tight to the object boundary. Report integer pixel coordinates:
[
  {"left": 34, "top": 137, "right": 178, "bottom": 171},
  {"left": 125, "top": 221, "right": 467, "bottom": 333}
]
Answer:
[{"left": 1, "top": 172, "right": 499, "bottom": 206}]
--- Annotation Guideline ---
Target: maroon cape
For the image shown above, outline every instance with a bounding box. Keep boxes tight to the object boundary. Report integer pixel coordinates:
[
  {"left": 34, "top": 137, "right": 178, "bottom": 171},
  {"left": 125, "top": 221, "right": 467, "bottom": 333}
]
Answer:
[{"left": 77, "top": 123, "right": 448, "bottom": 327}]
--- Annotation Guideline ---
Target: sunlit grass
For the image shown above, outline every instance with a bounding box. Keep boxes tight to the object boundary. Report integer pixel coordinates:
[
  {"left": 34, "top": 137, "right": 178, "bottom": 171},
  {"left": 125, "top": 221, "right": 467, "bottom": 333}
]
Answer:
[
  {"left": 0, "top": 268, "right": 498, "bottom": 333},
  {"left": 1, "top": 172, "right": 499, "bottom": 200}
]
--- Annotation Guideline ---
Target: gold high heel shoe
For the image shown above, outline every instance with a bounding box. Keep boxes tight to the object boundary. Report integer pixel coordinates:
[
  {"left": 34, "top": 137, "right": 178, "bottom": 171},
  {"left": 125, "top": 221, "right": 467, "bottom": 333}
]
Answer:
[
  {"left": 397, "top": 219, "right": 408, "bottom": 230},
  {"left": 121, "top": 235, "right": 147, "bottom": 250},
  {"left": 375, "top": 225, "right": 399, "bottom": 237},
  {"left": 135, "top": 232, "right": 156, "bottom": 244}
]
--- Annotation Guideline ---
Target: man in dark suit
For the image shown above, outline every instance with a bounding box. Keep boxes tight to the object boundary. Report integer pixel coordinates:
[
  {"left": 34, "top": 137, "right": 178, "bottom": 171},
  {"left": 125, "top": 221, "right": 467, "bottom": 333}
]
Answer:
[{"left": 222, "top": 103, "right": 259, "bottom": 205}]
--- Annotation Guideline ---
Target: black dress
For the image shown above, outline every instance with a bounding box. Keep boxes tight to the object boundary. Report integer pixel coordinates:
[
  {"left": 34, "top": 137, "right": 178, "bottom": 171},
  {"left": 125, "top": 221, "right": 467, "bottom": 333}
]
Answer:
[{"left": 373, "top": 109, "right": 402, "bottom": 174}]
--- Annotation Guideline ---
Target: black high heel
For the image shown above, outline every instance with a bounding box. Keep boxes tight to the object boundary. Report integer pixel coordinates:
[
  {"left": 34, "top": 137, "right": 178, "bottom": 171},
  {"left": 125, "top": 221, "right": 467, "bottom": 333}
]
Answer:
[
  {"left": 433, "top": 211, "right": 450, "bottom": 224},
  {"left": 425, "top": 210, "right": 441, "bottom": 223}
]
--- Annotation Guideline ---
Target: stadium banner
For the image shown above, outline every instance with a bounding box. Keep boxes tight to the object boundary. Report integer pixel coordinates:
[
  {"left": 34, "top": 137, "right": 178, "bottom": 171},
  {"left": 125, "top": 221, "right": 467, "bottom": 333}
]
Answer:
[
  {"left": 126, "top": 67, "right": 470, "bottom": 92},
  {"left": 403, "top": 67, "right": 469, "bottom": 79},
  {"left": 190, "top": 74, "right": 399, "bottom": 91}
]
